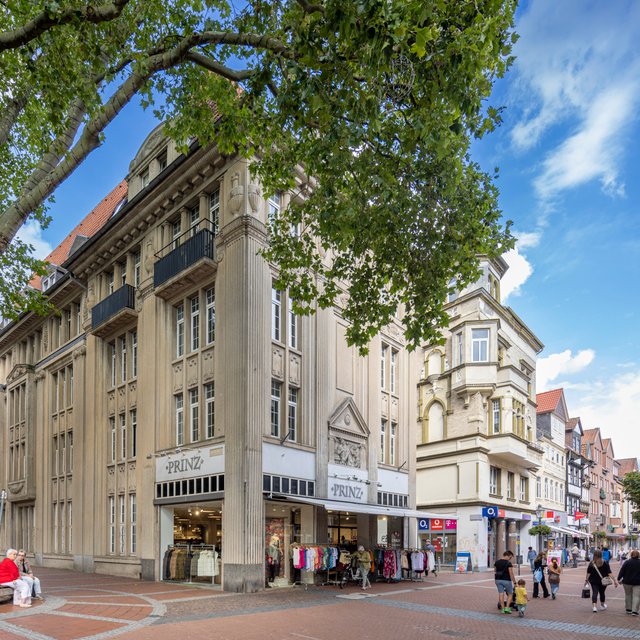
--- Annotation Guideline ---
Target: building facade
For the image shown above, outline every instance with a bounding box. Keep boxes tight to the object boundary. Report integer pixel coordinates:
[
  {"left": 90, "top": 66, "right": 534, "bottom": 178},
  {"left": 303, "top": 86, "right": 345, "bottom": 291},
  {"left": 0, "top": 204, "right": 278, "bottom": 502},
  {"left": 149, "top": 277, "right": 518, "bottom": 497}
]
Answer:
[
  {"left": 0, "top": 126, "right": 425, "bottom": 591},
  {"left": 416, "top": 256, "right": 544, "bottom": 570}
]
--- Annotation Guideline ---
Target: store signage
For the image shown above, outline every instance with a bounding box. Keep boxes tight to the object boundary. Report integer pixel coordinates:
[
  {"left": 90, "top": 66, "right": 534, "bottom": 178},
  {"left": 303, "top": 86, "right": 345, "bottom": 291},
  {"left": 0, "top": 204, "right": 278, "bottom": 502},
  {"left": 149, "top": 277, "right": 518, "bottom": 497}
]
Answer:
[
  {"left": 498, "top": 509, "right": 506, "bottom": 518},
  {"left": 431, "top": 518, "right": 444, "bottom": 531},
  {"left": 544, "top": 511, "right": 555, "bottom": 520},
  {"left": 155, "top": 446, "right": 224, "bottom": 482},
  {"left": 329, "top": 482, "right": 364, "bottom": 501},
  {"left": 482, "top": 506, "right": 498, "bottom": 518},
  {"left": 574, "top": 511, "right": 586, "bottom": 520},
  {"left": 418, "top": 518, "right": 430, "bottom": 531},
  {"left": 445, "top": 519, "right": 457, "bottom": 531}
]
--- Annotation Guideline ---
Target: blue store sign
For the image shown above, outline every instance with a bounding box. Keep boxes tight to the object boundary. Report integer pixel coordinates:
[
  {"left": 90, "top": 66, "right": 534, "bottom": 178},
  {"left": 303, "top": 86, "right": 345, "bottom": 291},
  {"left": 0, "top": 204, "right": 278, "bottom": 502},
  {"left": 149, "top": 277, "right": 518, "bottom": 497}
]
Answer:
[
  {"left": 417, "top": 518, "right": 430, "bottom": 531},
  {"left": 482, "top": 506, "right": 499, "bottom": 518}
]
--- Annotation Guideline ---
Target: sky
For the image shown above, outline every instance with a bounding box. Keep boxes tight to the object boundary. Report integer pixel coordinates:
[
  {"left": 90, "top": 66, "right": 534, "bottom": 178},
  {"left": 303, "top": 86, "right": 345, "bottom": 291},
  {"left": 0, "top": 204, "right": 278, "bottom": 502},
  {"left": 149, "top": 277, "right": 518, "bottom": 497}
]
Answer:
[{"left": 16, "top": 0, "right": 640, "bottom": 461}]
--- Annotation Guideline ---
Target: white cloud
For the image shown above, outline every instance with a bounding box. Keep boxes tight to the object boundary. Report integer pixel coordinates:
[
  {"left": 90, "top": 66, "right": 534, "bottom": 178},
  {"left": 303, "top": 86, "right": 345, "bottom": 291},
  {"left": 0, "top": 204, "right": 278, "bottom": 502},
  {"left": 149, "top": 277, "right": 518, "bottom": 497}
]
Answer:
[
  {"left": 501, "top": 230, "right": 539, "bottom": 302},
  {"left": 537, "top": 349, "right": 595, "bottom": 391},
  {"left": 15, "top": 220, "right": 53, "bottom": 260},
  {"left": 509, "top": 1, "right": 640, "bottom": 200},
  {"left": 567, "top": 370, "right": 640, "bottom": 460}
]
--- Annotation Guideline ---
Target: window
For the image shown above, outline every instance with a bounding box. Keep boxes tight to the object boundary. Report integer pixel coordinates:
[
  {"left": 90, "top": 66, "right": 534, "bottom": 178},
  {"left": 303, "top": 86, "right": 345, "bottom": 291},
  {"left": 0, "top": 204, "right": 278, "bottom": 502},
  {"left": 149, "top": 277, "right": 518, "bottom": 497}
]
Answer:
[
  {"left": 489, "top": 466, "right": 499, "bottom": 495},
  {"left": 288, "top": 298, "right": 297, "bottom": 349},
  {"left": 119, "top": 495, "right": 125, "bottom": 555},
  {"left": 209, "top": 189, "right": 220, "bottom": 236},
  {"left": 390, "top": 421, "right": 397, "bottom": 465},
  {"left": 175, "top": 394, "right": 184, "bottom": 446},
  {"left": 390, "top": 350, "right": 398, "bottom": 394},
  {"left": 190, "top": 388, "right": 199, "bottom": 442},
  {"left": 520, "top": 476, "right": 527, "bottom": 502},
  {"left": 189, "top": 204, "right": 199, "bottom": 236},
  {"left": 271, "top": 381, "right": 281, "bottom": 437},
  {"left": 130, "top": 409, "right": 137, "bottom": 458},
  {"left": 133, "top": 250, "right": 141, "bottom": 287},
  {"left": 118, "top": 260, "right": 127, "bottom": 287},
  {"left": 380, "top": 419, "right": 387, "bottom": 463},
  {"left": 447, "top": 277, "right": 458, "bottom": 303},
  {"left": 140, "top": 167, "right": 149, "bottom": 189},
  {"left": 492, "top": 399, "right": 501, "bottom": 434},
  {"left": 512, "top": 400, "right": 524, "bottom": 438},
  {"left": 131, "top": 331, "right": 138, "bottom": 378},
  {"left": 536, "top": 475, "right": 541, "bottom": 499},
  {"left": 544, "top": 477, "right": 549, "bottom": 499},
  {"left": 108, "top": 496, "right": 115, "bottom": 554},
  {"left": 471, "top": 328, "right": 489, "bottom": 362},
  {"left": 171, "top": 219, "right": 181, "bottom": 249},
  {"left": 119, "top": 335, "right": 127, "bottom": 383},
  {"left": 268, "top": 193, "right": 281, "bottom": 222},
  {"left": 205, "top": 383, "right": 214, "bottom": 438},
  {"left": 456, "top": 332, "right": 463, "bottom": 366},
  {"left": 107, "top": 270, "right": 114, "bottom": 295},
  {"left": 176, "top": 303, "right": 184, "bottom": 357},
  {"left": 120, "top": 413, "right": 126, "bottom": 460},
  {"left": 157, "top": 150, "right": 168, "bottom": 172},
  {"left": 206, "top": 287, "right": 215, "bottom": 344},
  {"left": 380, "top": 345, "right": 388, "bottom": 389},
  {"left": 272, "top": 288, "right": 281, "bottom": 341},
  {"left": 507, "top": 471, "right": 514, "bottom": 499},
  {"left": 287, "top": 387, "right": 298, "bottom": 442},
  {"left": 190, "top": 296, "right": 200, "bottom": 351},
  {"left": 110, "top": 417, "right": 116, "bottom": 463},
  {"left": 130, "top": 494, "right": 137, "bottom": 554},
  {"left": 110, "top": 342, "right": 116, "bottom": 387}
]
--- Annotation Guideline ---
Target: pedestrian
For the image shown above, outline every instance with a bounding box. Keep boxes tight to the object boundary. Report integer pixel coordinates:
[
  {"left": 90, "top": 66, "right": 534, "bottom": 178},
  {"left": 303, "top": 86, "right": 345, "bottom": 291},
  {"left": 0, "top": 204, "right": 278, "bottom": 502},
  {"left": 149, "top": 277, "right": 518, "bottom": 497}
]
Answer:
[
  {"left": 585, "top": 548, "right": 618, "bottom": 612},
  {"left": 571, "top": 543, "right": 580, "bottom": 568},
  {"left": 494, "top": 550, "right": 516, "bottom": 614},
  {"left": 14, "top": 550, "right": 43, "bottom": 600},
  {"left": 532, "top": 551, "right": 550, "bottom": 599},
  {"left": 617, "top": 549, "right": 640, "bottom": 616},
  {"left": 354, "top": 545, "right": 371, "bottom": 590},
  {"left": 548, "top": 557, "right": 561, "bottom": 599},
  {"left": 527, "top": 546, "right": 536, "bottom": 572},
  {"left": 514, "top": 578, "right": 529, "bottom": 618},
  {"left": 602, "top": 547, "right": 611, "bottom": 562},
  {"left": 0, "top": 549, "right": 32, "bottom": 607}
]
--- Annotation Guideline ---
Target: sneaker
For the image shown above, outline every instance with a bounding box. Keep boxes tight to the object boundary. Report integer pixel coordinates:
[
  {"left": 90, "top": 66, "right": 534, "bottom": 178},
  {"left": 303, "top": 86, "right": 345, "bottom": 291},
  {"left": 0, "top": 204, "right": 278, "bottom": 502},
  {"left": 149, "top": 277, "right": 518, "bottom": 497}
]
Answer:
[
  {"left": 631, "top": 612, "right": 639, "bottom": 616},
  {"left": 518, "top": 610, "right": 524, "bottom": 618},
  {"left": 626, "top": 610, "right": 632, "bottom": 614},
  {"left": 497, "top": 602, "right": 502, "bottom": 610},
  {"left": 551, "top": 593, "right": 556, "bottom": 599},
  {"left": 592, "top": 606, "right": 598, "bottom": 612},
  {"left": 18, "top": 603, "right": 32, "bottom": 608},
  {"left": 600, "top": 603, "right": 607, "bottom": 610},
  {"left": 503, "top": 608, "right": 512, "bottom": 614}
]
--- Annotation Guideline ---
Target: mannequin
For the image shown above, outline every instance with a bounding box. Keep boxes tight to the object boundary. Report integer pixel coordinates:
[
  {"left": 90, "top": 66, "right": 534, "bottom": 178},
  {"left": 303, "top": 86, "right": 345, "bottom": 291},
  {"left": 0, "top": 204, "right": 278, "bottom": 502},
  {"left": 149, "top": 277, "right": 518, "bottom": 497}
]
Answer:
[{"left": 267, "top": 535, "right": 282, "bottom": 582}]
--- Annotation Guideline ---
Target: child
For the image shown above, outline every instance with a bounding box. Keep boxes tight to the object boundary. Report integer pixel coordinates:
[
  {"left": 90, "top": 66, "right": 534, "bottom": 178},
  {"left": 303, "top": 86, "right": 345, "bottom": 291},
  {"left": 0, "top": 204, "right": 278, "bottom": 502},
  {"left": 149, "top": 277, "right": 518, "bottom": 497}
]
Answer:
[{"left": 515, "top": 578, "right": 529, "bottom": 618}]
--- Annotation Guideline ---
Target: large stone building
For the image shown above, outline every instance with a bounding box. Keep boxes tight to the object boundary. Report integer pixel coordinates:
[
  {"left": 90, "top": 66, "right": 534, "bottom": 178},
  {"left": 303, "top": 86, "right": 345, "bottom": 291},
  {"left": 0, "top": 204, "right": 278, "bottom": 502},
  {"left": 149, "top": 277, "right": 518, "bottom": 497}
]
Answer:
[
  {"left": 416, "top": 256, "right": 544, "bottom": 570},
  {"left": 0, "top": 126, "right": 427, "bottom": 591}
]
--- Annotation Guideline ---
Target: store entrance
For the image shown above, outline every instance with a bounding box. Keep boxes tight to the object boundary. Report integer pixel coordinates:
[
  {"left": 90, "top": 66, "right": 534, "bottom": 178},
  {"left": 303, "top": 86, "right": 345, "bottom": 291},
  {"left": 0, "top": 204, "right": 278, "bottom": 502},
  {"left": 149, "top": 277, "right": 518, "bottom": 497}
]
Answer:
[
  {"left": 327, "top": 512, "right": 358, "bottom": 550},
  {"left": 162, "top": 501, "right": 222, "bottom": 585}
]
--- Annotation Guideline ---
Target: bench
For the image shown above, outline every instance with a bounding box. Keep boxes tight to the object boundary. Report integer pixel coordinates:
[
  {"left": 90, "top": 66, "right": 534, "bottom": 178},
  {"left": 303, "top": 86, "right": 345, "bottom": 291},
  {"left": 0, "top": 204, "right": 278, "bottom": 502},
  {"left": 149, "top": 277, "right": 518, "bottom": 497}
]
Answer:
[{"left": 0, "top": 586, "right": 13, "bottom": 604}]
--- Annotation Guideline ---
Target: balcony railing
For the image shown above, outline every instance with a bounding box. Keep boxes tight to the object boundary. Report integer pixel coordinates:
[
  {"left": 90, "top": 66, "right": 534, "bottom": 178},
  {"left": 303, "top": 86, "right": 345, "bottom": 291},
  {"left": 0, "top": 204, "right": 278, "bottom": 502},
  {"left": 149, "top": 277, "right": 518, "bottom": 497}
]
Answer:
[
  {"left": 154, "top": 223, "right": 216, "bottom": 298},
  {"left": 91, "top": 284, "right": 137, "bottom": 337}
]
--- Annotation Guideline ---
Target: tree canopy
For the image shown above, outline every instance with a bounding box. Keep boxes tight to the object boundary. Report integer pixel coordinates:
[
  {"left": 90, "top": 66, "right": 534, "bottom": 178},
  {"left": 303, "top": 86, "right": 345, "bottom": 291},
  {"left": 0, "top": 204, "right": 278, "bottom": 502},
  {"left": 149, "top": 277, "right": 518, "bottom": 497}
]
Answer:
[
  {"left": 622, "top": 471, "right": 640, "bottom": 521},
  {"left": 0, "top": 0, "right": 517, "bottom": 350}
]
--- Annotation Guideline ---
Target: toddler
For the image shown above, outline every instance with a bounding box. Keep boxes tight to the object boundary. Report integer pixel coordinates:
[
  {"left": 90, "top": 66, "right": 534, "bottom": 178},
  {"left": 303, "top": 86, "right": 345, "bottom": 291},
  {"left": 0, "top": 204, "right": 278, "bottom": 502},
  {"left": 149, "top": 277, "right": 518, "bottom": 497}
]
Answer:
[{"left": 515, "top": 579, "right": 529, "bottom": 617}]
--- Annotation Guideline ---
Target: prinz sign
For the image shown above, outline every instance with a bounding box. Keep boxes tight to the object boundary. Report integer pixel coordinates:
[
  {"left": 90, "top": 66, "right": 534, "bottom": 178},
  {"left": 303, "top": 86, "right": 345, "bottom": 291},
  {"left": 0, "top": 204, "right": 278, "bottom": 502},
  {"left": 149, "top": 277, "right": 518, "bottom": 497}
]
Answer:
[
  {"left": 330, "top": 482, "right": 364, "bottom": 501},
  {"left": 166, "top": 454, "right": 204, "bottom": 475},
  {"left": 155, "top": 446, "right": 224, "bottom": 482}
]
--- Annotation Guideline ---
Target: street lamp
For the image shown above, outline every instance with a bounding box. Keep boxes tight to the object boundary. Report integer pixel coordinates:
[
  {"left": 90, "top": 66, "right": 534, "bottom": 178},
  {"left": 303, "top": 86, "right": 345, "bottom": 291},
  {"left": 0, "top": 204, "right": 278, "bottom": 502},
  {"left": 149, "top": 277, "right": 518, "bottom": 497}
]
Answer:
[
  {"left": 0, "top": 489, "right": 6, "bottom": 527},
  {"left": 535, "top": 504, "right": 543, "bottom": 555}
]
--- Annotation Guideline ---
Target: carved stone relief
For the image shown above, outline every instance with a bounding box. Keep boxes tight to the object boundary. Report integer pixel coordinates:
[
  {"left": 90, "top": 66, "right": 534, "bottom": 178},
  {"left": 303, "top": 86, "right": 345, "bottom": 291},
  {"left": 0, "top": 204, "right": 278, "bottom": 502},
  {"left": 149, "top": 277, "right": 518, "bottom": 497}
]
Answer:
[
  {"left": 333, "top": 436, "right": 362, "bottom": 468},
  {"left": 272, "top": 345, "right": 284, "bottom": 379},
  {"left": 72, "top": 345, "right": 87, "bottom": 360},
  {"left": 289, "top": 353, "right": 301, "bottom": 386},
  {"left": 187, "top": 356, "right": 198, "bottom": 388},
  {"left": 129, "top": 382, "right": 137, "bottom": 407},
  {"left": 202, "top": 349, "right": 214, "bottom": 382},
  {"left": 108, "top": 391, "right": 115, "bottom": 416},
  {"left": 173, "top": 362, "right": 183, "bottom": 392},
  {"left": 228, "top": 172, "right": 244, "bottom": 216},
  {"left": 247, "top": 183, "right": 261, "bottom": 214}
]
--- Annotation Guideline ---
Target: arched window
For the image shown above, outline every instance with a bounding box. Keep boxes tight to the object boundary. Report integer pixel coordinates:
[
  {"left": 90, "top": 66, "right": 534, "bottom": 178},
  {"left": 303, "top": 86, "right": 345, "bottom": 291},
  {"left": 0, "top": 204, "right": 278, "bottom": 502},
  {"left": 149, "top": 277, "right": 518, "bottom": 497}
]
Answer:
[{"left": 428, "top": 402, "right": 445, "bottom": 442}]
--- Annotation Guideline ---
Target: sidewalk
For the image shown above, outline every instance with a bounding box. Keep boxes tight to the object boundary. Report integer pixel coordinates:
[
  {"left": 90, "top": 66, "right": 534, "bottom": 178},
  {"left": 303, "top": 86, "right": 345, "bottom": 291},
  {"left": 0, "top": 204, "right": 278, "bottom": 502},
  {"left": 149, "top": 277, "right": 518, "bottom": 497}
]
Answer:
[{"left": 0, "top": 563, "right": 638, "bottom": 640}]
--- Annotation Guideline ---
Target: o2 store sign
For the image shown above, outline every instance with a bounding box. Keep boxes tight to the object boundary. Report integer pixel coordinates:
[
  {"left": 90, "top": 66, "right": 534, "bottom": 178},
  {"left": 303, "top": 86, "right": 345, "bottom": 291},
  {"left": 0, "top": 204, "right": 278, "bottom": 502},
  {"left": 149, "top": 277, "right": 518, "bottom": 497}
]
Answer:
[{"left": 418, "top": 518, "right": 457, "bottom": 531}]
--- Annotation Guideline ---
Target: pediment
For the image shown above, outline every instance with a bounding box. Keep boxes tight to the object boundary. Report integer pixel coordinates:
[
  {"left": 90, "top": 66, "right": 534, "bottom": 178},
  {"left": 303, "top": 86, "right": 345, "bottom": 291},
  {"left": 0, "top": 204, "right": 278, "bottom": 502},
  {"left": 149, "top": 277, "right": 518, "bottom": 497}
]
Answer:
[
  {"left": 328, "top": 397, "right": 370, "bottom": 440},
  {"left": 6, "top": 363, "right": 34, "bottom": 385}
]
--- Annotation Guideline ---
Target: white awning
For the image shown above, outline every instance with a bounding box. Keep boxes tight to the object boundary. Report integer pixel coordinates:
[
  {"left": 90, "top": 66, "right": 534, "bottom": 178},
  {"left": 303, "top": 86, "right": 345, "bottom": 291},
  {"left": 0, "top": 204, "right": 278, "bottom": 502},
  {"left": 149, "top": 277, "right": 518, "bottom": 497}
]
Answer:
[
  {"left": 548, "top": 524, "right": 591, "bottom": 539},
  {"left": 269, "top": 495, "right": 456, "bottom": 519}
]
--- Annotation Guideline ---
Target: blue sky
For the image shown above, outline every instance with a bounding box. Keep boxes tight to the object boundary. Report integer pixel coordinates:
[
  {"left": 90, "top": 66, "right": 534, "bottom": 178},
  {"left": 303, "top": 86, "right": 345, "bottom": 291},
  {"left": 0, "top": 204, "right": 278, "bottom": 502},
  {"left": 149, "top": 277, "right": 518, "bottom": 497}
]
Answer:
[{"left": 17, "top": 0, "right": 640, "bottom": 460}]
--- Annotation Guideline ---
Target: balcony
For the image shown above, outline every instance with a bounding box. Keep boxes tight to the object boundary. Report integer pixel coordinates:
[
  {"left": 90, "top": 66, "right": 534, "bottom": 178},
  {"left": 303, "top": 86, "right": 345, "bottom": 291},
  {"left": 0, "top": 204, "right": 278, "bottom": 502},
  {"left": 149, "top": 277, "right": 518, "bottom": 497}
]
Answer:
[
  {"left": 91, "top": 284, "right": 137, "bottom": 338},
  {"left": 487, "top": 433, "right": 543, "bottom": 470},
  {"left": 154, "top": 226, "right": 216, "bottom": 300}
]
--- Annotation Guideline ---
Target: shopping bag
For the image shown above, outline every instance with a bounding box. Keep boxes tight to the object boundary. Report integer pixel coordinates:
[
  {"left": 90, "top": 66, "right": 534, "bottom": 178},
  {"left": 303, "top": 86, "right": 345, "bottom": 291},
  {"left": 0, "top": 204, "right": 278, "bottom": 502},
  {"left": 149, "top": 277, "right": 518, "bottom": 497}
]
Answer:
[
  {"left": 581, "top": 584, "right": 591, "bottom": 599},
  {"left": 533, "top": 568, "right": 543, "bottom": 583}
]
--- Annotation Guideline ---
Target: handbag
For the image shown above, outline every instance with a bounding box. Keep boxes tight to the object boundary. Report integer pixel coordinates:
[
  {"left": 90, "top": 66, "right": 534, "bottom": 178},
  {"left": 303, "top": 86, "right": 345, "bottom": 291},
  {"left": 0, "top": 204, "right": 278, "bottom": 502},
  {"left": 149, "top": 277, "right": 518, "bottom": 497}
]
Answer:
[
  {"left": 593, "top": 563, "right": 613, "bottom": 586},
  {"left": 548, "top": 571, "right": 560, "bottom": 584},
  {"left": 581, "top": 583, "right": 591, "bottom": 598},
  {"left": 533, "top": 568, "right": 543, "bottom": 583}
]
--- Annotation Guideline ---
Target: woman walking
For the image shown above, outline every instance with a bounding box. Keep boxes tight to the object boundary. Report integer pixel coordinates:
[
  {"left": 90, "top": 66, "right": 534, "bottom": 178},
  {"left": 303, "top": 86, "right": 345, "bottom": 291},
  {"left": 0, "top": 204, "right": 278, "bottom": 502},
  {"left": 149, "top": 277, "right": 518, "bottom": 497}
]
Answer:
[
  {"left": 532, "top": 551, "right": 550, "bottom": 599},
  {"left": 585, "top": 548, "right": 618, "bottom": 612},
  {"left": 548, "top": 557, "right": 561, "bottom": 599},
  {"left": 617, "top": 549, "right": 640, "bottom": 615}
]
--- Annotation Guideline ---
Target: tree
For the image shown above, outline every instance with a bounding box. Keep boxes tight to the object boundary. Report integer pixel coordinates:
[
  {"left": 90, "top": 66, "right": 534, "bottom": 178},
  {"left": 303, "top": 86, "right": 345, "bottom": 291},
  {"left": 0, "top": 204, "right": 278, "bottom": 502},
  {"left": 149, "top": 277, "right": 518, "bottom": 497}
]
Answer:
[
  {"left": 622, "top": 471, "right": 640, "bottom": 521},
  {"left": 0, "top": 0, "right": 517, "bottom": 350}
]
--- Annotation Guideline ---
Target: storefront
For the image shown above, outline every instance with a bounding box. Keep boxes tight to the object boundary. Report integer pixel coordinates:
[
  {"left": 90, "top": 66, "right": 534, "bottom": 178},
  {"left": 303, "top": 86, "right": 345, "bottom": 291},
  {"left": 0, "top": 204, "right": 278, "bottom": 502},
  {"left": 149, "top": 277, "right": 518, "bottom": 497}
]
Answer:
[{"left": 417, "top": 517, "right": 458, "bottom": 565}]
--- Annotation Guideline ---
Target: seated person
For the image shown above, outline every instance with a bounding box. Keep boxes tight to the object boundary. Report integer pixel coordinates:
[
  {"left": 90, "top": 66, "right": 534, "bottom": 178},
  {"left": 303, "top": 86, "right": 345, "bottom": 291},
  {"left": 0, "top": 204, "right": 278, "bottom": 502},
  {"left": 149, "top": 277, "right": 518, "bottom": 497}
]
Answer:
[
  {"left": 15, "top": 550, "right": 43, "bottom": 600},
  {"left": 0, "top": 549, "right": 32, "bottom": 607}
]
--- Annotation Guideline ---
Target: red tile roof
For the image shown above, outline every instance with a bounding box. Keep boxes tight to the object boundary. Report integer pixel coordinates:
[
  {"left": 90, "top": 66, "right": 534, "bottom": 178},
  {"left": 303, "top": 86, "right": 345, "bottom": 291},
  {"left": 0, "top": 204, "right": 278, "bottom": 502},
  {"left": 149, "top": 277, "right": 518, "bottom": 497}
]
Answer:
[
  {"left": 536, "top": 388, "right": 563, "bottom": 414},
  {"left": 566, "top": 417, "right": 579, "bottom": 431},
  {"left": 582, "top": 428, "right": 601, "bottom": 444},
  {"left": 30, "top": 181, "right": 127, "bottom": 289},
  {"left": 616, "top": 458, "right": 639, "bottom": 476}
]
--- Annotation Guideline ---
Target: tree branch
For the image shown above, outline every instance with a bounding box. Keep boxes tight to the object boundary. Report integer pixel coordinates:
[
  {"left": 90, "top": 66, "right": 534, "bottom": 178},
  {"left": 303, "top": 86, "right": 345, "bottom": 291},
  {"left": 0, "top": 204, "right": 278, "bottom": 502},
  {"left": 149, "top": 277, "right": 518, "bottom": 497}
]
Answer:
[
  {"left": 0, "top": 87, "right": 30, "bottom": 147},
  {"left": 0, "top": 0, "right": 131, "bottom": 51},
  {"left": 185, "top": 51, "right": 256, "bottom": 82},
  {"left": 199, "top": 31, "right": 297, "bottom": 60}
]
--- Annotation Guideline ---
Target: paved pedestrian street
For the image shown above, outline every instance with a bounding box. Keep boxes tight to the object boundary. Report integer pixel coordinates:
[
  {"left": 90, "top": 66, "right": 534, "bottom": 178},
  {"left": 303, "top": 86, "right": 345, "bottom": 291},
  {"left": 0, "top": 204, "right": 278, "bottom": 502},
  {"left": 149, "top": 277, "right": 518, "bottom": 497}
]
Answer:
[{"left": 1, "top": 564, "right": 638, "bottom": 640}]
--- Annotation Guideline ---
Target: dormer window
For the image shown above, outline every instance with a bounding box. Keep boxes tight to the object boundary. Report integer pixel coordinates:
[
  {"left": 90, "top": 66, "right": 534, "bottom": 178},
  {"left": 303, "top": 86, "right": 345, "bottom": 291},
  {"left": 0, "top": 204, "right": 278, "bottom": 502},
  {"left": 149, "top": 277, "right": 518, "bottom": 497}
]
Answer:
[
  {"left": 41, "top": 267, "right": 66, "bottom": 292},
  {"left": 157, "top": 150, "right": 168, "bottom": 172},
  {"left": 140, "top": 167, "right": 150, "bottom": 189}
]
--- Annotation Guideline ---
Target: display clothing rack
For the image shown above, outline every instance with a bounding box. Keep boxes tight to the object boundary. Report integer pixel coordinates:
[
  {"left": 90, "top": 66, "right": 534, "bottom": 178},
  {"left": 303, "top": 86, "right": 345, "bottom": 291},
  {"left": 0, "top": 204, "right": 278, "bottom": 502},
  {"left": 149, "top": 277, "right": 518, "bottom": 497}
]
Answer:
[{"left": 163, "top": 543, "right": 219, "bottom": 585}]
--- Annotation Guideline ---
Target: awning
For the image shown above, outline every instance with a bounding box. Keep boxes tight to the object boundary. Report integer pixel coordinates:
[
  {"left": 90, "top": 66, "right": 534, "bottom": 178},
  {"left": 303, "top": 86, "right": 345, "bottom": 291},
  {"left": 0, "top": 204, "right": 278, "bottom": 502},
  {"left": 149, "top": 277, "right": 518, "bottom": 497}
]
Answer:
[
  {"left": 269, "top": 494, "right": 456, "bottom": 519},
  {"left": 548, "top": 524, "right": 590, "bottom": 539}
]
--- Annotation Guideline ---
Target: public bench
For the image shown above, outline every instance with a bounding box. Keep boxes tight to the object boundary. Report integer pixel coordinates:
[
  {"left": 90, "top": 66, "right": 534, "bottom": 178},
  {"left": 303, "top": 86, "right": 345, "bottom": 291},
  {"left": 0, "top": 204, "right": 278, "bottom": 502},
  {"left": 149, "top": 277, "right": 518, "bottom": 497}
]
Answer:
[{"left": 0, "top": 585, "right": 13, "bottom": 603}]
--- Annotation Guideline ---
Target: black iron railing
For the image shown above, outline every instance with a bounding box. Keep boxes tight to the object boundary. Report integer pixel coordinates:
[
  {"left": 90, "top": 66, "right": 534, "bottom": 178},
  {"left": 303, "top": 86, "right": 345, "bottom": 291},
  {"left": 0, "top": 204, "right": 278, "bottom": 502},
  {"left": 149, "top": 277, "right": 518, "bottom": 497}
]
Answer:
[
  {"left": 91, "top": 284, "right": 136, "bottom": 329},
  {"left": 154, "top": 227, "right": 216, "bottom": 288}
]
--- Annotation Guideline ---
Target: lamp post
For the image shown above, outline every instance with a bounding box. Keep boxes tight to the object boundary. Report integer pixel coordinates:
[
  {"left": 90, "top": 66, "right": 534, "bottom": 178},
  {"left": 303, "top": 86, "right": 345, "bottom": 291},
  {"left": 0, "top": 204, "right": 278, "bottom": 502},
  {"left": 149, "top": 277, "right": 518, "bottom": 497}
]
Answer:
[
  {"left": 0, "top": 489, "right": 6, "bottom": 528},
  {"left": 535, "top": 503, "right": 544, "bottom": 555}
]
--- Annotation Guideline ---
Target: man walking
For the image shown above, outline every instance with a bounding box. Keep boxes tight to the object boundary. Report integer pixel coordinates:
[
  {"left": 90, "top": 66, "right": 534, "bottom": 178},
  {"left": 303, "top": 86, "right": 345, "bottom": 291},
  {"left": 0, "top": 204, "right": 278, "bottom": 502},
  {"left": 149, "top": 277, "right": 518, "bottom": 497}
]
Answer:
[
  {"left": 571, "top": 543, "right": 580, "bottom": 568},
  {"left": 495, "top": 550, "right": 516, "bottom": 614},
  {"left": 527, "top": 547, "right": 537, "bottom": 572}
]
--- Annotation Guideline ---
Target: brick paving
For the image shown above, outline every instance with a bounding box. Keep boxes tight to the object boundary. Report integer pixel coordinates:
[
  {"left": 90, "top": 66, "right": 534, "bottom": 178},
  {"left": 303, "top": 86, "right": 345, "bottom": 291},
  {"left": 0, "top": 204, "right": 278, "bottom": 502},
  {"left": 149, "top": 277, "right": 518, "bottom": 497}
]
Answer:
[{"left": 0, "top": 563, "right": 638, "bottom": 640}]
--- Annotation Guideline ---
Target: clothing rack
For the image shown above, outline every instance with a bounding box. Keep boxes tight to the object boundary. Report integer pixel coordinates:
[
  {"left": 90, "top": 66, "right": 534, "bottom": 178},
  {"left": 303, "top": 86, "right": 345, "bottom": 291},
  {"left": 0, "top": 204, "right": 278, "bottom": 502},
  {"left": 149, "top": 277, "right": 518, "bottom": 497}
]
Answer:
[{"left": 163, "top": 543, "right": 219, "bottom": 585}]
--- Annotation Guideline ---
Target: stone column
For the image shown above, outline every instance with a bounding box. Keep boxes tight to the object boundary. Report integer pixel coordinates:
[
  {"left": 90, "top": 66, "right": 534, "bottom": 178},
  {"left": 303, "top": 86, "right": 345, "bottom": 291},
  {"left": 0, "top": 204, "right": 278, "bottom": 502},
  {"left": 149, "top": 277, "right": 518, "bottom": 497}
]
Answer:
[
  {"left": 218, "top": 160, "right": 271, "bottom": 592},
  {"left": 507, "top": 519, "right": 517, "bottom": 556},
  {"left": 496, "top": 518, "right": 506, "bottom": 559}
]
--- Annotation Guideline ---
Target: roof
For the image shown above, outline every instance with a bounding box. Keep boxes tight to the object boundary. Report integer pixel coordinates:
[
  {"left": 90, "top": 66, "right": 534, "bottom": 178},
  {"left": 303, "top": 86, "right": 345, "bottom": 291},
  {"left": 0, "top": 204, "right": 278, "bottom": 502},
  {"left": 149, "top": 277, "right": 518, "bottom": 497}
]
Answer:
[
  {"left": 566, "top": 417, "right": 580, "bottom": 431},
  {"left": 536, "top": 388, "right": 564, "bottom": 414},
  {"left": 29, "top": 181, "right": 127, "bottom": 289},
  {"left": 582, "top": 428, "right": 602, "bottom": 444},
  {"left": 616, "top": 457, "right": 639, "bottom": 476}
]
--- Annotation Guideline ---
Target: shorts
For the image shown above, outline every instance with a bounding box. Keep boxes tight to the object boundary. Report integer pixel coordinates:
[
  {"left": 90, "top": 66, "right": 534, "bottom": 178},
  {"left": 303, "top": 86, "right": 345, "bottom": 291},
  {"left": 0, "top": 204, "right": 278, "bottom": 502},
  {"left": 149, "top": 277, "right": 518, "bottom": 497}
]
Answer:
[{"left": 495, "top": 580, "right": 514, "bottom": 595}]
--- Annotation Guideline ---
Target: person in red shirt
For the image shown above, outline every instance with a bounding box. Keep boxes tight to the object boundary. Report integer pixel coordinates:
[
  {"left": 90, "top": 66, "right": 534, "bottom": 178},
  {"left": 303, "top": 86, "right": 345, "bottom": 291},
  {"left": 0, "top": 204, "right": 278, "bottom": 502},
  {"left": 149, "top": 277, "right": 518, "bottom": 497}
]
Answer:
[{"left": 0, "top": 549, "right": 32, "bottom": 607}]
